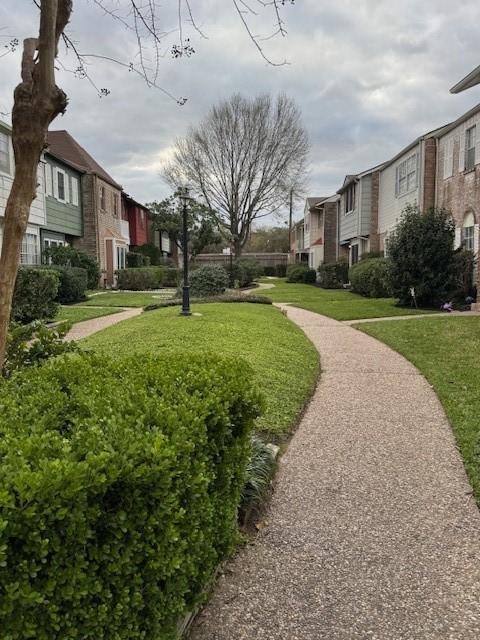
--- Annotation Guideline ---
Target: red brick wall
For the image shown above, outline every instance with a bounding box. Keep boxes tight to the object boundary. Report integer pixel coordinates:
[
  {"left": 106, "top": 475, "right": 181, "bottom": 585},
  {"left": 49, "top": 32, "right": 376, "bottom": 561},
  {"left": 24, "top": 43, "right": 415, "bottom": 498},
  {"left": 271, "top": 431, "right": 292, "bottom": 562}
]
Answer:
[
  {"left": 323, "top": 202, "right": 338, "bottom": 264},
  {"left": 422, "top": 138, "right": 437, "bottom": 212},
  {"left": 127, "top": 203, "right": 148, "bottom": 247}
]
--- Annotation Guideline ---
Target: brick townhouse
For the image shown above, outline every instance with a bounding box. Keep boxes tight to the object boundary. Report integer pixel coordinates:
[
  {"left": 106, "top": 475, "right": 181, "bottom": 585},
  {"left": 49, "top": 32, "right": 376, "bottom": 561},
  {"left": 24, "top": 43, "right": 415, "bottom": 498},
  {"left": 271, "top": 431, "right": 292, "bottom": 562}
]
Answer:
[
  {"left": 291, "top": 195, "right": 339, "bottom": 269},
  {"left": 47, "top": 130, "right": 130, "bottom": 287},
  {"left": 435, "top": 104, "right": 480, "bottom": 284}
]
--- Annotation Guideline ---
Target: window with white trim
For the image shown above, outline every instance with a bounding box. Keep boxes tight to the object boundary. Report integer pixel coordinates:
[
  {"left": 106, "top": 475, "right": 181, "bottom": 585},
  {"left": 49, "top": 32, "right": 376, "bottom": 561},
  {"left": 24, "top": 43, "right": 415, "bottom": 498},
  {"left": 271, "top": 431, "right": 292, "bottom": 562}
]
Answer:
[
  {"left": 100, "top": 185, "right": 106, "bottom": 210},
  {"left": 116, "top": 245, "right": 127, "bottom": 270},
  {"left": 0, "top": 131, "right": 10, "bottom": 174},
  {"left": 56, "top": 169, "right": 66, "bottom": 202},
  {"left": 70, "top": 176, "right": 79, "bottom": 206},
  {"left": 350, "top": 244, "right": 359, "bottom": 265},
  {"left": 344, "top": 183, "right": 356, "bottom": 214},
  {"left": 462, "top": 211, "right": 475, "bottom": 251},
  {"left": 465, "top": 126, "right": 476, "bottom": 171},
  {"left": 21, "top": 233, "right": 40, "bottom": 265},
  {"left": 396, "top": 153, "right": 418, "bottom": 197},
  {"left": 45, "top": 163, "right": 53, "bottom": 196}
]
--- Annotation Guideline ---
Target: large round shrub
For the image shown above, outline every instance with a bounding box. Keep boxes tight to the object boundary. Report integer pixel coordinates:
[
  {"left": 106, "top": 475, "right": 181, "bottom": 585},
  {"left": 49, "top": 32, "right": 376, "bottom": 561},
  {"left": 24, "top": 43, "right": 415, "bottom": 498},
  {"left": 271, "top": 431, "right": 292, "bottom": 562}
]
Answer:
[
  {"left": 387, "top": 205, "right": 456, "bottom": 306},
  {"left": 49, "top": 265, "right": 88, "bottom": 303},
  {"left": 317, "top": 260, "right": 349, "bottom": 289},
  {"left": 11, "top": 267, "right": 59, "bottom": 323},
  {"left": 0, "top": 352, "right": 261, "bottom": 639},
  {"left": 43, "top": 245, "right": 100, "bottom": 289},
  {"left": 349, "top": 258, "right": 392, "bottom": 298},
  {"left": 189, "top": 264, "right": 229, "bottom": 296}
]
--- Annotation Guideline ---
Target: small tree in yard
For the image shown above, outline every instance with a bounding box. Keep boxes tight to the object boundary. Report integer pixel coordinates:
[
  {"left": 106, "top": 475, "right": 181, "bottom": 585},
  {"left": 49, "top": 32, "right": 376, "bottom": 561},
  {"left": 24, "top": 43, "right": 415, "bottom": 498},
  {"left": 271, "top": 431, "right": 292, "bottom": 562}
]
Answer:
[
  {"left": 147, "top": 195, "right": 222, "bottom": 258},
  {"left": 0, "top": 0, "right": 295, "bottom": 367},
  {"left": 164, "top": 93, "right": 309, "bottom": 258},
  {"left": 387, "top": 205, "right": 456, "bottom": 307}
]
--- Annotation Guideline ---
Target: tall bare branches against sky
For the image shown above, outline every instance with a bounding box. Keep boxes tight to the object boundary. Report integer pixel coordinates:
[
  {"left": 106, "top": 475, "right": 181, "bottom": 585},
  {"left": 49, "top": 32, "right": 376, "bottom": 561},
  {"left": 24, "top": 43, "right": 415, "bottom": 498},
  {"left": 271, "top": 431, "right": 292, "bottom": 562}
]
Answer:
[{"left": 1, "top": 0, "right": 480, "bottom": 215}]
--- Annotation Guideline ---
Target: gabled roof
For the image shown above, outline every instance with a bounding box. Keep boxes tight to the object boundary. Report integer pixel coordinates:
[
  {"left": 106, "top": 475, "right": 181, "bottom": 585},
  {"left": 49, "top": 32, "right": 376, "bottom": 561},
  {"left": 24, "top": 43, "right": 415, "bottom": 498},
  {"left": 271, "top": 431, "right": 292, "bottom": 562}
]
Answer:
[
  {"left": 450, "top": 66, "right": 480, "bottom": 94},
  {"left": 306, "top": 197, "right": 329, "bottom": 210},
  {"left": 379, "top": 123, "right": 450, "bottom": 172},
  {"left": 337, "top": 163, "right": 385, "bottom": 194},
  {"left": 433, "top": 102, "right": 480, "bottom": 138},
  {"left": 45, "top": 150, "right": 86, "bottom": 175},
  {"left": 122, "top": 192, "right": 149, "bottom": 212},
  {"left": 47, "top": 130, "right": 122, "bottom": 190}
]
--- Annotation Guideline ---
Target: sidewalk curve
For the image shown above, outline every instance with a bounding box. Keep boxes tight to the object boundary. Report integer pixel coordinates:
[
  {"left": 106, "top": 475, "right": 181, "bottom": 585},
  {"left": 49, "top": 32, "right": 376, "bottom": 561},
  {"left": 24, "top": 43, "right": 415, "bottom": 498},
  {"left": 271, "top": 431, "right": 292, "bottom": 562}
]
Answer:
[
  {"left": 189, "top": 305, "right": 480, "bottom": 640},
  {"left": 65, "top": 307, "right": 142, "bottom": 341}
]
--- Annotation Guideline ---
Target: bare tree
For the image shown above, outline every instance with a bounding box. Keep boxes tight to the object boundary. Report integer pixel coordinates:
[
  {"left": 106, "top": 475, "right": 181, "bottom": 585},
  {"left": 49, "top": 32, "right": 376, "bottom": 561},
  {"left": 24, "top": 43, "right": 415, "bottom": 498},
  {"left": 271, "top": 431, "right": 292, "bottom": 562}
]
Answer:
[
  {"left": 164, "top": 93, "right": 309, "bottom": 257},
  {"left": 0, "top": 0, "right": 295, "bottom": 367}
]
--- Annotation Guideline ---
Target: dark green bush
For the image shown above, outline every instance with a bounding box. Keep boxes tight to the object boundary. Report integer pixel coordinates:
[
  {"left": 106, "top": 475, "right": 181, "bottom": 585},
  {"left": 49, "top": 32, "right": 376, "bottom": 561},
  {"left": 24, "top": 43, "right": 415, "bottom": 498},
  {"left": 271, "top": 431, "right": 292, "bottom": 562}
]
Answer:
[
  {"left": 132, "top": 243, "right": 162, "bottom": 266},
  {"left": 286, "top": 263, "right": 308, "bottom": 282},
  {"left": 317, "top": 260, "right": 349, "bottom": 289},
  {"left": 387, "top": 206, "right": 457, "bottom": 306},
  {"left": 116, "top": 267, "right": 162, "bottom": 290},
  {"left": 189, "top": 264, "right": 229, "bottom": 297},
  {"left": 226, "top": 259, "right": 262, "bottom": 288},
  {"left": 452, "top": 249, "right": 476, "bottom": 302},
  {"left": 349, "top": 258, "right": 392, "bottom": 298},
  {"left": 43, "top": 245, "right": 100, "bottom": 289},
  {"left": 11, "top": 268, "right": 59, "bottom": 323},
  {"left": 3, "top": 320, "right": 77, "bottom": 379},
  {"left": 144, "top": 293, "right": 273, "bottom": 311},
  {"left": 0, "top": 352, "right": 261, "bottom": 639},
  {"left": 263, "top": 265, "right": 275, "bottom": 277},
  {"left": 286, "top": 264, "right": 316, "bottom": 284},
  {"left": 49, "top": 265, "right": 88, "bottom": 303},
  {"left": 161, "top": 266, "right": 179, "bottom": 287},
  {"left": 126, "top": 251, "right": 150, "bottom": 268},
  {"left": 275, "top": 263, "right": 287, "bottom": 277}
]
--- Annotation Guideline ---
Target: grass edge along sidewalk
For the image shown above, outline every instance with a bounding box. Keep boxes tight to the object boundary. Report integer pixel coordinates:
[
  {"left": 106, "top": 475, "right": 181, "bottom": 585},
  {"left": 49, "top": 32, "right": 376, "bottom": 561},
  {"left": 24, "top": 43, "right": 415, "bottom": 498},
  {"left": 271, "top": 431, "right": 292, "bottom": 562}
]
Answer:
[
  {"left": 259, "top": 278, "right": 436, "bottom": 321},
  {"left": 356, "top": 315, "right": 480, "bottom": 504},
  {"left": 83, "top": 302, "right": 319, "bottom": 439}
]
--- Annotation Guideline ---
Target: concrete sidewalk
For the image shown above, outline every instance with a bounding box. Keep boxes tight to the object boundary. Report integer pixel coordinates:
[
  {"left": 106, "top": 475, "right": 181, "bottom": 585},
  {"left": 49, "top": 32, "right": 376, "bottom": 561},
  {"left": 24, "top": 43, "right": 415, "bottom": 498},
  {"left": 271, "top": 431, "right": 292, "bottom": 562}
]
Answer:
[
  {"left": 65, "top": 308, "right": 142, "bottom": 341},
  {"left": 189, "top": 306, "right": 480, "bottom": 640}
]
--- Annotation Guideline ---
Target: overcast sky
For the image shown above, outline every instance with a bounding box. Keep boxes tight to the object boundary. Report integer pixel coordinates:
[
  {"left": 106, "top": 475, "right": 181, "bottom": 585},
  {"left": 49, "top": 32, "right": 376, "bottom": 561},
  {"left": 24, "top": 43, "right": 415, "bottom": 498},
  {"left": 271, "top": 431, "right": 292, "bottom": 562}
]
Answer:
[{"left": 1, "top": 0, "right": 480, "bottom": 224}]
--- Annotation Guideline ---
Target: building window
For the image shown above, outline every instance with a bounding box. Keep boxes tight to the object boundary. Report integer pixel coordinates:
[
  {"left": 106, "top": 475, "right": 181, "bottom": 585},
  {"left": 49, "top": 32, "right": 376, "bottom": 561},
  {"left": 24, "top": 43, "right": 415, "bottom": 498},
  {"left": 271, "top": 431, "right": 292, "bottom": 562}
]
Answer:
[
  {"left": 70, "top": 176, "right": 79, "bottom": 206},
  {"left": 56, "top": 169, "right": 66, "bottom": 202},
  {"left": 345, "top": 183, "right": 356, "bottom": 214},
  {"left": 0, "top": 131, "right": 10, "bottom": 174},
  {"left": 116, "top": 245, "right": 127, "bottom": 270},
  {"left": 462, "top": 211, "right": 475, "bottom": 251},
  {"left": 396, "top": 153, "right": 418, "bottom": 196},
  {"left": 351, "top": 244, "right": 359, "bottom": 265},
  {"left": 100, "top": 186, "right": 106, "bottom": 210},
  {"left": 465, "top": 126, "right": 476, "bottom": 172},
  {"left": 113, "top": 193, "right": 119, "bottom": 217},
  {"left": 45, "top": 163, "right": 53, "bottom": 196},
  {"left": 21, "top": 233, "right": 40, "bottom": 265}
]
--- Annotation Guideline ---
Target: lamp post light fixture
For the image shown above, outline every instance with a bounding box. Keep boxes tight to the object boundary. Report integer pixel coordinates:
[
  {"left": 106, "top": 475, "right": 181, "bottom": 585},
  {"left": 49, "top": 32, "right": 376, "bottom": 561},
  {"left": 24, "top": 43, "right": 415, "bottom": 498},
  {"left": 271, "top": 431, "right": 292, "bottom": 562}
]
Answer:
[{"left": 178, "top": 186, "right": 192, "bottom": 316}]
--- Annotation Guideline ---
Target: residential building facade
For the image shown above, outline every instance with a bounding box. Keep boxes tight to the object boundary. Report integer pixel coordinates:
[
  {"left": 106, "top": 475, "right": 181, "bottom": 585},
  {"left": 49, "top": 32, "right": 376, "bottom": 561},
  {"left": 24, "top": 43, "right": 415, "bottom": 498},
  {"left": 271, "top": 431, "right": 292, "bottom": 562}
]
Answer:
[
  {"left": 435, "top": 104, "right": 480, "bottom": 281},
  {"left": 337, "top": 165, "right": 382, "bottom": 265},
  {"left": 290, "top": 196, "right": 339, "bottom": 269},
  {"left": 0, "top": 121, "right": 46, "bottom": 264},
  {"left": 47, "top": 130, "right": 129, "bottom": 287},
  {"left": 122, "top": 193, "right": 149, "bottom": 248},
  {"left": 378, "top": 129, "right": 440, "bottom": 251},
  {"left": 42, "top": 152, "right": 84, "bottom": 253}
]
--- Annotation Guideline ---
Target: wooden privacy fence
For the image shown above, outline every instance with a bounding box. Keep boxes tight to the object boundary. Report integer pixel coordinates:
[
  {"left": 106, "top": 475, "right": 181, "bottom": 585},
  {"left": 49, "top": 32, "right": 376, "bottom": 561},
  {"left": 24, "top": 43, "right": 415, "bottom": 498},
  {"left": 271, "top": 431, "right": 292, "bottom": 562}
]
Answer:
[{"left": 193, "top": 253, "right": 288, "bottom": 267}]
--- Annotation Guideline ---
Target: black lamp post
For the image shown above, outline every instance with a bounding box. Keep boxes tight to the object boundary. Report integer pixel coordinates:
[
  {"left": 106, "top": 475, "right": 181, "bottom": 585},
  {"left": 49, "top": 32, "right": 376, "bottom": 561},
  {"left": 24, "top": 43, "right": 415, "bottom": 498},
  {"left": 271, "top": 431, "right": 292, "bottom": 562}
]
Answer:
[{"left": 178, "top": 186, "right": 192, "bottom": 316}]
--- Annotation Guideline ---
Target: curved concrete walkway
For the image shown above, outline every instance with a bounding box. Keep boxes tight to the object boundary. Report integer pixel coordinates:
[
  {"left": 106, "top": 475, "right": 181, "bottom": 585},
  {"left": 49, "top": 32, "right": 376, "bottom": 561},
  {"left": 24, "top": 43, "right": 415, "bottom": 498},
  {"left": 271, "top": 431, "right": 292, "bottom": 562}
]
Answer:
[
  {"left": 190, "top": 306, "right": 480, "bottom": 640},
  {"left": 65, "top": 307, "right": 142, "bottom": 341}
]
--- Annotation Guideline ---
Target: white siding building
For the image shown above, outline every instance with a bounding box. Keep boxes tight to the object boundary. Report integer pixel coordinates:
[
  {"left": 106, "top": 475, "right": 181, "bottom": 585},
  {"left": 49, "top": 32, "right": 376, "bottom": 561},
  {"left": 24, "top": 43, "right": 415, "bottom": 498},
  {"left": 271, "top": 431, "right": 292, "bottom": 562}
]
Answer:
[{"left": 0, "top": 121, "right": 46, "bottom": 264}]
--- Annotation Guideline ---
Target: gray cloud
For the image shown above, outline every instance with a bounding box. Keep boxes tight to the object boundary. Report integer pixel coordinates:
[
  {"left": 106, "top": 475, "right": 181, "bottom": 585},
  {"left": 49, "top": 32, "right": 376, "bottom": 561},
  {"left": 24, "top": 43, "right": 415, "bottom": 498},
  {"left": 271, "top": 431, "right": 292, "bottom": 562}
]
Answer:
[{"left": 1, "top": 0, "right": 480, "bottom": 223}]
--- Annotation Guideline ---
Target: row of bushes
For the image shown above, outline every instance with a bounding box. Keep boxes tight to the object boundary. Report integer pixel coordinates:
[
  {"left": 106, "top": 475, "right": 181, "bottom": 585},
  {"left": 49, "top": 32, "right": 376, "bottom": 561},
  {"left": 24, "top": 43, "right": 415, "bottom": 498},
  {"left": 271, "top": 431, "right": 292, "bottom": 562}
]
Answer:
[
  {"left": 116, "top": 266, "right": 179, "bottom": 290},
  {"left": 11, "top": 266, "right": 89, "bottom": 324},
  {"left": 0, "top": 352, "right": 261, "bottom": 638}
]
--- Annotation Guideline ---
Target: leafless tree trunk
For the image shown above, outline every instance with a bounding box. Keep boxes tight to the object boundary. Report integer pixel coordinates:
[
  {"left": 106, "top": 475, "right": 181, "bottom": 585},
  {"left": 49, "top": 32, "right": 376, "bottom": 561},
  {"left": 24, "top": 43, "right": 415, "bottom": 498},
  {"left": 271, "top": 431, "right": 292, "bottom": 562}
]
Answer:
[
  {"left": 0, "top": 0, "right": 71, "bottom": 367},
  {"left": 164, "top": 94, "right": 309, "bottom": 258}
]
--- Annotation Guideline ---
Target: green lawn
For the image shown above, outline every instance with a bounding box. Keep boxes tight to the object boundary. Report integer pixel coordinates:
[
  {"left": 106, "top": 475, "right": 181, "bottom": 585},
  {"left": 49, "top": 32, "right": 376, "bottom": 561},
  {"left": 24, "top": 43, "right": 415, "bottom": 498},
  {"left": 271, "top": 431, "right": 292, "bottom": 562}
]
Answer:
[
  {"left": 84, "top": 303, "right": 319, "bottom": 439},
  {"left": 357, "top": 316, "right": 480, "bottom": 502},
  {"left": 56, "top": 306, "right": 123, "bottom": 324},
  {"left": 80, "top": 289, "right": 176, "bottom": 308},
  {"left": 260, "top": 278, "right": 434, "bottom": 321}
]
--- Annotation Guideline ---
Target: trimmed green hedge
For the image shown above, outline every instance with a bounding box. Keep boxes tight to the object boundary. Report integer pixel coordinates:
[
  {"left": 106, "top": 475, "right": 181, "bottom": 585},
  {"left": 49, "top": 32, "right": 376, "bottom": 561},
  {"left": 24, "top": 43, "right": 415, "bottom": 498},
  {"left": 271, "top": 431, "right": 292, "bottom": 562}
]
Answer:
[
  {"left": 144, "top": 293, "right": 273, "bottom": 311},
  {"left": 189, "top": 265, "right": 229, "bottom": 297},
  {"left": 11, "top": 267, "right": 60, "bottom": 323},
  {"left": 116, "top": 267, "right": 162, "bottom": 290},
  {"left": 0, "top": 352, "right": 261, "bottom": 639},
  {"left": 49, "top": 265, "right": 88, "bottom": 303},
  {"left": 286, "top": 264, "right": 317, "bottom": 284},
  {"left": 317, "top": 260, "right": 349, "bottom": 289},
  {"left": 349, "top": 258, "right": 392, "bottom": 298}
]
